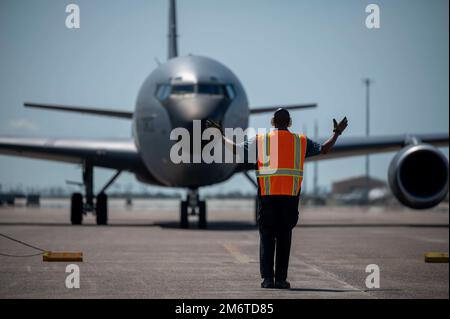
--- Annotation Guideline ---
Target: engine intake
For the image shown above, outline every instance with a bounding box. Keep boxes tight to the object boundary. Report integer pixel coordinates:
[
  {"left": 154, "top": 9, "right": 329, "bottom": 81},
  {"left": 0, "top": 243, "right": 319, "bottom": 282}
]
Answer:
[{"left": 388, "top": 143, "right": 449, "bottom": 209}]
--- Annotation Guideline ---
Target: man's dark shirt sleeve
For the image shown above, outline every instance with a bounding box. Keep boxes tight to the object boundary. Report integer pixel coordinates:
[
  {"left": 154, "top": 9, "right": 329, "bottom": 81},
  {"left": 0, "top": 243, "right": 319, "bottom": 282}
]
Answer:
[{"left": 305, "top": 137, "right": 321, "bottom": 158}]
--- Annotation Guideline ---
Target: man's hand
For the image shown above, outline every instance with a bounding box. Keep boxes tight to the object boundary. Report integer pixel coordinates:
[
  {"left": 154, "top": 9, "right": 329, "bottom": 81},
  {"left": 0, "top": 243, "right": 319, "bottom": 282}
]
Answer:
[
  {"left": 321, "top": 117, "right": 348, "bottom": 154},
  {"left": 205, "top": 119, "right": 224, "bottom": 135},
  {"left": 333, "top": 117, "right": 348, "bottom": 135}
]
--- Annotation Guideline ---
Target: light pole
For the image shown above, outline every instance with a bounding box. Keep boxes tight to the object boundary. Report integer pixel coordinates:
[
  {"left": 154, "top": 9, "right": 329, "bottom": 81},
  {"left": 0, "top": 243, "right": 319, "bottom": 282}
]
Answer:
[
  {"left": 302, "top": 124, "right": 308, "bottom": 195},
  {"left": 313, "top": 120, "right": 319, "bottom": 203},
  {"left": 363, "top": 78, "right": 372, "bottom": 204}
]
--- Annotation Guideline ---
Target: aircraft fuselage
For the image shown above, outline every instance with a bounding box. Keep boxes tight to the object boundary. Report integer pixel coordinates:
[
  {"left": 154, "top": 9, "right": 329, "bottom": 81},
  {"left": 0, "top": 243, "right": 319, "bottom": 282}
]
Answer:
[{"left": 132, "top": 55, "right": 249, "bottom": 188}]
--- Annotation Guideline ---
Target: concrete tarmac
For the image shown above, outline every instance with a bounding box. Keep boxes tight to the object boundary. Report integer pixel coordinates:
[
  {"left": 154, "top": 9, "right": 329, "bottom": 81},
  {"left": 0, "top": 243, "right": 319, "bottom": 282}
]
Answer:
[{"left": 0, "top": 199, "right": 448, "bottom": 299}]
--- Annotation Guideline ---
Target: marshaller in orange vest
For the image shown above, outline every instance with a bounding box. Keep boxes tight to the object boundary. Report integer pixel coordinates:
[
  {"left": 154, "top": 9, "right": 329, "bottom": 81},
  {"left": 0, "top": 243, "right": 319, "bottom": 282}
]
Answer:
[{"left": 207, "top": 108, "right": 348, "bottom": 289}]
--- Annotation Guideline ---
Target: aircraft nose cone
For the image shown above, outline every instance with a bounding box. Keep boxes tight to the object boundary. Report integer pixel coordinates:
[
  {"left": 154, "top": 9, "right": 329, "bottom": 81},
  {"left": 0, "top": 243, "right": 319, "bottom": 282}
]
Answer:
[
  {"left": 161, "top": 95, "right": 231, "bottom": 158},
  {"left": 163, "top": 95, "right": 230, "bottom": 127}
]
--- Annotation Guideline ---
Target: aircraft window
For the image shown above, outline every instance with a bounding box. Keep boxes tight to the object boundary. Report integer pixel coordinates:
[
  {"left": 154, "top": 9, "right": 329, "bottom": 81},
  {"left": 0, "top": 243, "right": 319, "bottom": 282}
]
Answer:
[
  {"left": 225, "top": 84, "right": 236, "bottom": 100},
  {"left": 197, "top": 84, "right": 224, "bottom": 95},
  {"left": 156, "top": 83, "right": 236, "bottom": 100},
  {"left": 155, "top": 84, "right": 171, "bottom": 100},
  {"left": 171, "top": 84, "right": 195, "bottom": 95}
]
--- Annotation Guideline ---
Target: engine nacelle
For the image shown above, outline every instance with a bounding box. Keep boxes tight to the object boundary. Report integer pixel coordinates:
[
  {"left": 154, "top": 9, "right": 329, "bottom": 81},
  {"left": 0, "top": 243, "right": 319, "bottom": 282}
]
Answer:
[{"left": 388, "top": 143, "right": 449, "bottom": 209}]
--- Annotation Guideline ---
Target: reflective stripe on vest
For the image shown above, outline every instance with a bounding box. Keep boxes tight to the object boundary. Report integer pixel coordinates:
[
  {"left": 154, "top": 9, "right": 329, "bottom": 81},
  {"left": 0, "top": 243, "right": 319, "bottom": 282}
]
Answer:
[
  {"left": 256, "top": 131, "right": 307, "bottom": 196},
  {"left": 255, "top": 168, "right": 304, "bottom": 177}
]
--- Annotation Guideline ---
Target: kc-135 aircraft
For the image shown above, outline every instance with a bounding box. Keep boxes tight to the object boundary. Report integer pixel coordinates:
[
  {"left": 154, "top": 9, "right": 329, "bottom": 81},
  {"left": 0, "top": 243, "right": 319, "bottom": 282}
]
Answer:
[{"left": 0, "top": 0, "right": 448, "bottom": 228}]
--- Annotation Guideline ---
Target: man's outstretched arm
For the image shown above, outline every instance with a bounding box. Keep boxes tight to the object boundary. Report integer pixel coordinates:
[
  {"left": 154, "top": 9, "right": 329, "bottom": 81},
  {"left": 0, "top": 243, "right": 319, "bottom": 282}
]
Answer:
[
  {"left": 320, "top": 117, "right": 348, "bottom": 154},
  {"left": 206, "top": 120, "right": 238, "bottom": 154}
]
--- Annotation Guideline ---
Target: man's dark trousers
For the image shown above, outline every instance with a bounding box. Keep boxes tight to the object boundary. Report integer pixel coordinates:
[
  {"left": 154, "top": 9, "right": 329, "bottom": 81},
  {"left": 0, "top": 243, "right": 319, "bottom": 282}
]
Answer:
[{"left": 257, "top": 195, "right": 299, "bottom": 281}]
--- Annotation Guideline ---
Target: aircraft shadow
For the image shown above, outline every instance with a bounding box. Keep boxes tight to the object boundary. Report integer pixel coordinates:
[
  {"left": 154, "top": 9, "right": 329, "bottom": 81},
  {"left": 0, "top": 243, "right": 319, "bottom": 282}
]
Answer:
[
  {"left": 0, "top": 221, "right": 258, "bottom": 231},
  {"left": 296, "top": 224, "right": 448, "bottom": 228},
  {"left": 0, "top": 222, "right": 446, "bottom": 230},
  {"left": 154, "top": 221, "right": 257, "bottom": 231}
]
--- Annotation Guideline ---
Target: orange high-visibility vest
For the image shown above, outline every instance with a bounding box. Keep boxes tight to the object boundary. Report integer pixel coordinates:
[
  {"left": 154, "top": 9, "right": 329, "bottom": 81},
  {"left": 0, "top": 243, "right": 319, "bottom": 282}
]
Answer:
[{"left": 256, "top": 130, "right": 307, "bottom": 196}]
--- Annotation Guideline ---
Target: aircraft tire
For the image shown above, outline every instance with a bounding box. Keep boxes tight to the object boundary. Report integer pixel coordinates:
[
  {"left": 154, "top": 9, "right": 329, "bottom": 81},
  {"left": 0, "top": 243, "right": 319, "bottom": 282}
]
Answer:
[
  {"left": 96, "top": 193, "right": 108, "bottom": 225},
  {"left": 71, "top": 192, "right": 83, "bottom": 225},
  {"left": 198, "top": 201, "right": 206, "bottom": 229},
  {"left": 180, "top": 200, "right": 189, "bottom": 229}
]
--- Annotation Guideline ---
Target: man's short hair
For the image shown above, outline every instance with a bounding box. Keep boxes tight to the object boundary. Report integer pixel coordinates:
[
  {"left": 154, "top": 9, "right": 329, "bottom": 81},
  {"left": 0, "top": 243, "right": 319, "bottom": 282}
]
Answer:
[{"left": 273, "top": 108, "right": 291, "bottom": 128}]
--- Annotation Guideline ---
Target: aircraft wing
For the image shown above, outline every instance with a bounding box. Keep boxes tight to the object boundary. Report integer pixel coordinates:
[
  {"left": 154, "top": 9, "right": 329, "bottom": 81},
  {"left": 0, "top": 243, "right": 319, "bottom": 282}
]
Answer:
[
  {"left": 24, "top": 102, "right": 316, "bottom": 117},
  {"left": 0, "top": 137, "right": 143, "bottom": 171},
  {"left": 24, "top": 102, "right": 133, "bottom": 119},
  {"left": 1, "top": 133, "right": 448, "bottom": 171},
  {"left": 250, "top": 103, "right": 317, "bottom": 114},
  {"left": 236, "top": 133, "right": 448, "bottom": 171},
  {"left": 309, "top": 133, "right": 448, "bottom": 162}
]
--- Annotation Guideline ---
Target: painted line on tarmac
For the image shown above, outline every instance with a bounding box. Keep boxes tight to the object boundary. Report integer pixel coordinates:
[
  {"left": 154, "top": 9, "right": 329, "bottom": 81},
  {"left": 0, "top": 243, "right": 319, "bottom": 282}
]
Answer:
[
  {"left": 290, "top": 256, "right": 376, "bottom": 299},
  {"left": 223, "top": 243, "right": 251, "bottom": 264}
]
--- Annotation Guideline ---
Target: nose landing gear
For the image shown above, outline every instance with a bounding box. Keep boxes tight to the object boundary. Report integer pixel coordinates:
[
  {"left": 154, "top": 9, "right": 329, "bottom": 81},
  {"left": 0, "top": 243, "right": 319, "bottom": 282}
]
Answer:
[
  {"left": 70, "top": 192, "right": 83, "bottom": 225},
  {"left": 180, "top": 188, "right": 207, "bottom": 229},
  {"left": 70, "top": 192, "right": 108, "bottom": 225}
]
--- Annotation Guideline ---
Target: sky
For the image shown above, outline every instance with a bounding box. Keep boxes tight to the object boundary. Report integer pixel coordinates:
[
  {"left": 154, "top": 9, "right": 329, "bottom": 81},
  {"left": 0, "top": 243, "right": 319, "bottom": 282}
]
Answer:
[{"left": 0, "top": 0, "right": 448, "bottom": 196}]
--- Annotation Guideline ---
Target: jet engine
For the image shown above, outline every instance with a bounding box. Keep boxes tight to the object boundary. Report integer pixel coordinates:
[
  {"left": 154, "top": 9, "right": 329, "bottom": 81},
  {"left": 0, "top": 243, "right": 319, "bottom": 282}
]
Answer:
[{"left": 388, "top": 143, "right": 449, "bottom": 209}]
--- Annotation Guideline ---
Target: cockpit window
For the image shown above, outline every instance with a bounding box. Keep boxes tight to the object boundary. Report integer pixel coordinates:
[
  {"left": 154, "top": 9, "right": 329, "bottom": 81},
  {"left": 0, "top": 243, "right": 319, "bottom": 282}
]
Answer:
[
  {"left": 197, "top": 84, "right": 224, "bottom": 95},
  {"left": 155, "top": 83, "right": 236, "bottom": 101},
  {"left": 155, "top": 84, "right": 171, "bottom": 100},
  {"left": 171, "top": 84, "right": 195, "bottom": 95},
  {"left": 225, "top": 84, "right": 236, "bottom": 100}
]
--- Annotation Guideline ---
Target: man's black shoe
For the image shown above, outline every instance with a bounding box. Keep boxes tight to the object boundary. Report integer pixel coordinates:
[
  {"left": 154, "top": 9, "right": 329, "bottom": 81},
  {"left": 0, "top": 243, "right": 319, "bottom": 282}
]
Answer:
[
  {"left": 261, "top": 278, "right": 275, "bottom": 288},
  {"left": 275, "top": 280, "right": 291, "bottom": 289}
]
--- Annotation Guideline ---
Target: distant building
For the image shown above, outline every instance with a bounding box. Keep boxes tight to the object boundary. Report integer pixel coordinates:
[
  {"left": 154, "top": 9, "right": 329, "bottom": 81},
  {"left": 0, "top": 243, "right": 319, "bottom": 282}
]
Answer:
[{"left": 332, "top": 176, "right": 386, "bottom": 195}]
